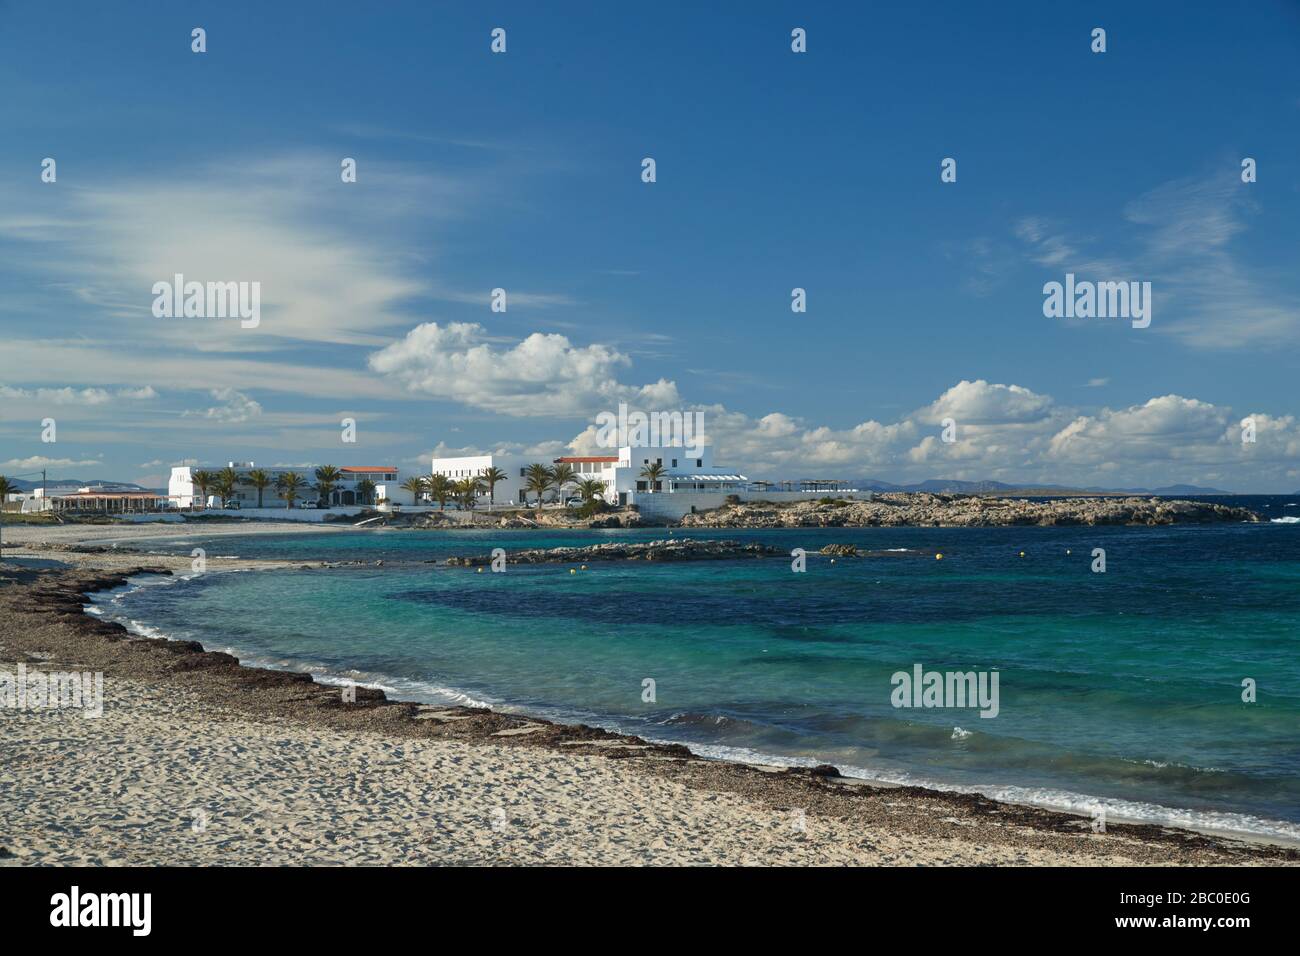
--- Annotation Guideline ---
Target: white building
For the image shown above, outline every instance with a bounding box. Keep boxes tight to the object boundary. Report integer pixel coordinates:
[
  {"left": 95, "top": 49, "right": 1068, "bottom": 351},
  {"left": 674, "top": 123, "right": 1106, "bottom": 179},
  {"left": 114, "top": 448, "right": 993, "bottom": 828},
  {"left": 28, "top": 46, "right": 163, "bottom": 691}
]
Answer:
[
  {"left": 22, "top": 483, "right": 144, "bottom": 512},
  {"left": 430, "top": 444, "right": 747, "bottom": 508},
  {"left": 555, "top": 444, "right": 748, "bottom": 506},
  {"left": 428, "top": 454, "right": 533, "bottom": 507},
  {"left": 169, "top": 462, "right": 409, "bottom": 509}
]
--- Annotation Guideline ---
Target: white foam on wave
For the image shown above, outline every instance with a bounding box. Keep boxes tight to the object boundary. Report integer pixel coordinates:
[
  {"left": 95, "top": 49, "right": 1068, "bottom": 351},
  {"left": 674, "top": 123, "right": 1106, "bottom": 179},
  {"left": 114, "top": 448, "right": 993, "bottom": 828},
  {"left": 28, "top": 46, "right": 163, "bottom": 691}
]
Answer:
[
  {"left": 1270, "top": 516, "right": 1300, "bottom": 524},
  {"left": 630, "top": 737, "right": 1300, "bottom": 845},
  {"left": 88, "top": 592, "right": 499, "bottom": 712}
]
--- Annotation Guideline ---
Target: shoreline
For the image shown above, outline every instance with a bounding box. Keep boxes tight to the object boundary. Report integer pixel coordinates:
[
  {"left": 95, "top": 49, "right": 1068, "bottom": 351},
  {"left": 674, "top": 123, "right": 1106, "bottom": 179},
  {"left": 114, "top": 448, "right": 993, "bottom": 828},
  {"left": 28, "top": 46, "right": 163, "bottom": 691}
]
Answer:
[
  {"left": 94, "top": 563, "right": 1300, "bottom": 851},
  {"left": 3, "top": 534, "right": 1297, "bottom": 864}
]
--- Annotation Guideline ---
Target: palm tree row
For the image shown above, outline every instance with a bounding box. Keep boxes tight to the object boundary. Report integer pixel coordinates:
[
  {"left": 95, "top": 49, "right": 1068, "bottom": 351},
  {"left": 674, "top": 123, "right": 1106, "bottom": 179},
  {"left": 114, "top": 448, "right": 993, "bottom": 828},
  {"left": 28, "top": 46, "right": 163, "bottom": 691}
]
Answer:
[
  {"left": 395, "top": 463, "right": 607, "bottom": 512},
  {"left": 186, "top": 464, "right": 387, "bottom": 511}
]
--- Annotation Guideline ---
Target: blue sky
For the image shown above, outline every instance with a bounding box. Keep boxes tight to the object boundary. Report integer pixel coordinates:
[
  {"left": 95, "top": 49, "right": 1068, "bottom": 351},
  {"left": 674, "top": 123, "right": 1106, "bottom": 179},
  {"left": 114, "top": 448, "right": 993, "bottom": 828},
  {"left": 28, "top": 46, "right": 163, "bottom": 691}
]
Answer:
[{"left": 2, "top": 1, "right": 1299, "bottom": 490}]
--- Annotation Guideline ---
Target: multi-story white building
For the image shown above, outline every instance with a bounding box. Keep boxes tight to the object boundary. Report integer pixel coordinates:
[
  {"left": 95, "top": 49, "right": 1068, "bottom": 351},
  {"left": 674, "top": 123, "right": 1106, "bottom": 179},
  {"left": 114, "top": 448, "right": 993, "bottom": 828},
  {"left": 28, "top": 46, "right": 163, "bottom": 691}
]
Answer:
[
  {"left": 427, "top": 454, "right": 534, "bottom": 507},
  {"left": 431, "top": 444, "right": 747, "bottom": 508},
  {"left": 168, "top": 462, "right": 410, "bottom": 508}
]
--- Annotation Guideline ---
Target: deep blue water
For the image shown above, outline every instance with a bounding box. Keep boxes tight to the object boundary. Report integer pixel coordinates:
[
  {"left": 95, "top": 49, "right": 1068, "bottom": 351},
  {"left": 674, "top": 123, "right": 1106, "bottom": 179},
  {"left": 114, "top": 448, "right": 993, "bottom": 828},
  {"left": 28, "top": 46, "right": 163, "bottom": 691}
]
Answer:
[{"left": 89, "top": 498, "right": 1300, "bottom": 841}]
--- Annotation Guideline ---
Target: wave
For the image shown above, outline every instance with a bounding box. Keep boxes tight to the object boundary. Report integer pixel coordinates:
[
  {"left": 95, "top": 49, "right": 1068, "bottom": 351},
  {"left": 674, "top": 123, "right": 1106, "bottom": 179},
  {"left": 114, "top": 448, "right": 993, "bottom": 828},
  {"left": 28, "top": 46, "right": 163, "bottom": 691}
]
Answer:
[
  {"left": 89, "top": 589, "right": 499, "bottom": 711},
  {"left": 1270, "top": 516, "right": 1300, "bottom": 524},
  {"left": 664, "top": 739, "right": 1300, "bottom": 844}
]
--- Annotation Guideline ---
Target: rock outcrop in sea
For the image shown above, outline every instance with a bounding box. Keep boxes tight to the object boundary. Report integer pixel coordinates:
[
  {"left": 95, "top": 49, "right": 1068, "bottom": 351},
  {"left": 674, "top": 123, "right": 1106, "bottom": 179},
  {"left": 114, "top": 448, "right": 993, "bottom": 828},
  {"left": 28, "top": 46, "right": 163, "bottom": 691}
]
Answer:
[
  {"left": 676, "top": 493, "right": 1261, "bottom": 529},
  {"left": 444, "top": 538, "right": 781, "bottom": 566}
]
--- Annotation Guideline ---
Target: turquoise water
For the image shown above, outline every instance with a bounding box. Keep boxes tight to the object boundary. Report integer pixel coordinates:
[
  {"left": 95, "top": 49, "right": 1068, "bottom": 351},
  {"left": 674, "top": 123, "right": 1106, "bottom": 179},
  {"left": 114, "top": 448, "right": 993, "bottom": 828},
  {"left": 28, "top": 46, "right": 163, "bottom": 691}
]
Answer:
[{"left": 91, "top": 510, "right": 1300, "bottom": 841}]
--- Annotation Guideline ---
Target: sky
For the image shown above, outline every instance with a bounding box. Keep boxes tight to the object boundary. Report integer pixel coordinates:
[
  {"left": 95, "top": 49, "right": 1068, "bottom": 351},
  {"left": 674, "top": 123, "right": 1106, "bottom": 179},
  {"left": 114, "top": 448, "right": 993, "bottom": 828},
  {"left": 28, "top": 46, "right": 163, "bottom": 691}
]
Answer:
[{"left": 1, "top": 1, "right": 1299, "bottom": 491}]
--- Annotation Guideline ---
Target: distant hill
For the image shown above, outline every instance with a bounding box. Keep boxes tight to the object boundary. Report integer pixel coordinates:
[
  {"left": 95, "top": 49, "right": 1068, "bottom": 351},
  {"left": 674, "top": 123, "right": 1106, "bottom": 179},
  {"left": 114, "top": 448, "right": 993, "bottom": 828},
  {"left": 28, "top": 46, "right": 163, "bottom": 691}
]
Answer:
[{"left": 1, "top": 477, "right": 150, "bottom": 493}]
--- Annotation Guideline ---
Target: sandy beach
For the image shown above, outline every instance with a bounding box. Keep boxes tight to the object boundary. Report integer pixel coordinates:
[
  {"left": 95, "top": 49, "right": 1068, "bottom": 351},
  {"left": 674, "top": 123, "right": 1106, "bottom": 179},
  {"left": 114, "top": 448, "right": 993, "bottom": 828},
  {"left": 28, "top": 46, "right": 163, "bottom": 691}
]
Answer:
[{"left": 2, "top": 521, "right": 1295, "bottom": 866}]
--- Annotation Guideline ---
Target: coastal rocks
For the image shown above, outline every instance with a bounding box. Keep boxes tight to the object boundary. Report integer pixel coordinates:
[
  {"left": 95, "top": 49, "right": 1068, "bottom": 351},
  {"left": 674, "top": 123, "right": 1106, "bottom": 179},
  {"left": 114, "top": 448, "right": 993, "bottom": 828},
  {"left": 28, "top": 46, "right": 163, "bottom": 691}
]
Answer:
[
  {"left": 677, "top": 494, "right": 1262, "bottom": 529},
  {"left": 819, "top": 544, "right": 859, "bottom": 557},
  {"left": 586, "top": 513, "right": 641, "bottom": 529},
  {"left": 444, "top": 538, "right": 781, "bottom": 566}
]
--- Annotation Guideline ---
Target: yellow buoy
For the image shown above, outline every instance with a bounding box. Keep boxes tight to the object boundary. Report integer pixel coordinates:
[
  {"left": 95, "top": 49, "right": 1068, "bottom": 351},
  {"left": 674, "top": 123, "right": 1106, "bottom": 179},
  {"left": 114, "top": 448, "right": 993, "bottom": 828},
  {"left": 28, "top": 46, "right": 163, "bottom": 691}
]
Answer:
[
  {"left": 935, "top": 553, "right": 943, "bottom": 560},
  {"left": 570, "top": 568, "right": 576, "bottom": 574},
  {"left": 830, "top": 558, "right": 835, "bottom": 564},
  {"left": 581, "top": 564, "right": 588, "bottom": 570},
  {"left": 1019, "top": 551, "right": 1025, "bottom": 557},
  {"left": 476, "top": 567, "right": 483, "bottom": 573},
  {"left": 1066, "top": 549, "right": 1071, "bottom": 555}
]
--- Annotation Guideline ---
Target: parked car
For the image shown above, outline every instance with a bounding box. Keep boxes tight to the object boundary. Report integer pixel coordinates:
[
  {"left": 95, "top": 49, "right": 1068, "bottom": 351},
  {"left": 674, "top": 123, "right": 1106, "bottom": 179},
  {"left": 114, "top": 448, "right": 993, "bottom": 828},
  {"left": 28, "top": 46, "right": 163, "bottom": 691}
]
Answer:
[
  {"left": 223, "top": 501, "right": 241, "bottom": 510},
  {"left": 565, "top": 497, "right": 583, "bottom": 507},
  {"left": 298, "top": 501, "right": 318, "bottom": 509}
]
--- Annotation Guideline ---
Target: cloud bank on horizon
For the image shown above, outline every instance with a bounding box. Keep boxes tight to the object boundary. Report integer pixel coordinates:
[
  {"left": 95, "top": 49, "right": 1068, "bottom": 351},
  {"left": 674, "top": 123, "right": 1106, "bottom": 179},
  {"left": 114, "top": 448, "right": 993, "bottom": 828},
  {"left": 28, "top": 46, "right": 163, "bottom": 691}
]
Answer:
[{"left": 1, "top": 3, "right": 1298, "bottom": 491}]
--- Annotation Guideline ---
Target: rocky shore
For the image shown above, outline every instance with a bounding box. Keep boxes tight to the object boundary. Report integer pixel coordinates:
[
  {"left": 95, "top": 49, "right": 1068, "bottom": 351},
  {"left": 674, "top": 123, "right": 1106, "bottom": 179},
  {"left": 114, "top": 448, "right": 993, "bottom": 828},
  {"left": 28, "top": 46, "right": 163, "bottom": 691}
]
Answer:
[{"left": 678, "top": 494, "right": 1261, "bottom": 529}]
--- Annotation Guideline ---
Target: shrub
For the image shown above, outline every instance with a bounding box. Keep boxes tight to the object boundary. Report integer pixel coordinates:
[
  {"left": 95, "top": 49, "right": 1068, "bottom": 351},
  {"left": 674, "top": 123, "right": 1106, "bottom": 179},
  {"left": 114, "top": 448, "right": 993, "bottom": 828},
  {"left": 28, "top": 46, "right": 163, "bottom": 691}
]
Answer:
[{"left": 573, "top": 499, "right": 611, "bottom": 519}]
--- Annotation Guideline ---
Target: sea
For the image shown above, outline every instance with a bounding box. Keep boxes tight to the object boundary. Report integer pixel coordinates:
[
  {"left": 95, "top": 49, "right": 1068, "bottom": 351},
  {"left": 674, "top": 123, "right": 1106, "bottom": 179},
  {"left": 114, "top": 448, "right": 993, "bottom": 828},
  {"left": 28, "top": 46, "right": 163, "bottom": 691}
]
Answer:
[{"left": 86, "top": 495, "right": 1300, "bottom": 843}]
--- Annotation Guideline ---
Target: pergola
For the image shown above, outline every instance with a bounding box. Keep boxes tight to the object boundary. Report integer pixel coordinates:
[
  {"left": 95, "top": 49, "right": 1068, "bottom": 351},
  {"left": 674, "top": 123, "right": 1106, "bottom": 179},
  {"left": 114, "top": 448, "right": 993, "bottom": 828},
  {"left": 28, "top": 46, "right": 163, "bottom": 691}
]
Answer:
[{"left": 47, "top": 492, "right": 179, "bottom": 514}]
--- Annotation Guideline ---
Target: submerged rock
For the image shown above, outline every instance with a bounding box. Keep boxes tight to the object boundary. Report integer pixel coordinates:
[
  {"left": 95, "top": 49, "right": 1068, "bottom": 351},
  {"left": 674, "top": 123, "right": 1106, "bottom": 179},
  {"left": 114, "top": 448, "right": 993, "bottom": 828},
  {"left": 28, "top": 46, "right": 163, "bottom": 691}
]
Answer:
[{"left": 445, "top": 538, "right": 781, "bottom": 566}]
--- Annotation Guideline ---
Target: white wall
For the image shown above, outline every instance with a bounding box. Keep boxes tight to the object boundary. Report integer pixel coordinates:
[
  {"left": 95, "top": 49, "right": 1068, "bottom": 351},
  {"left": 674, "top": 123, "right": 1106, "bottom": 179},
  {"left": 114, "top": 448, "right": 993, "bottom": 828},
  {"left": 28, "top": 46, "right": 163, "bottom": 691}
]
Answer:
[{"left": 430, "top": 454, "right": 534, "bottom": 506}]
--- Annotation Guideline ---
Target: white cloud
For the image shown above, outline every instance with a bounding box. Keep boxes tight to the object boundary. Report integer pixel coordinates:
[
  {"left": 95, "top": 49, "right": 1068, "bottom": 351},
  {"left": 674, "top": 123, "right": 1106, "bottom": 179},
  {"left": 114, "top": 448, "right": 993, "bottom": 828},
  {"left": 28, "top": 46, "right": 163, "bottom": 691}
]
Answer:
[
  {"left": 556, "top": 379, "right": 1300, "bottom": 489},
  {"left": 0, "top": 384, "right": 157, "bottom": 405},
  {"left": 0, "top": 455, "right": 103, "bottom": 471},
  {"left": 1015, "top": 170, "right": 1298, "bottom": 349},
  {"left": 184, "top": 388, "right": 263, "bottom": 424},
  {"left": 369, "top": 322, "right": 681, "bottom": 417}
]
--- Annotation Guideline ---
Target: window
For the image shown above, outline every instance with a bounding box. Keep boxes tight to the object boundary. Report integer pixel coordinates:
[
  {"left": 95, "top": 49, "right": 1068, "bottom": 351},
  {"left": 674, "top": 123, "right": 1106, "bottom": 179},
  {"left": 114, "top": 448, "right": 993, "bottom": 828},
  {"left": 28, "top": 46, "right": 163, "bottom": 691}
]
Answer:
[
  {"left": 696, "top": 459, "right": 702, "bottom": 467},
  {"left": 672, "top": 459, "right": 677, "bottom": 468},
  {"left": 519, "top": 467, "right": 526, "bottom": 477}
]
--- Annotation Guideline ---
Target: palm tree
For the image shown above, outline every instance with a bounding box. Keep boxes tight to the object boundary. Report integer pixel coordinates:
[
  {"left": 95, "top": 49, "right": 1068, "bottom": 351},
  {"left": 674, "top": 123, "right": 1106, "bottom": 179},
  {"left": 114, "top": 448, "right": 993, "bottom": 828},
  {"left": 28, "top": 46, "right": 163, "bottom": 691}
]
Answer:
[
  {"left": 427, "top": 473, "right": 453, "bottom": 511},
  {"left": 215, "top": 466, "right": 239, "bottom": 508},
  {"left": 246, "top": 468, "right": 272, "bottom": 509},
  {"left": 355, "top": 478, "right": 376, "bottom": 506},
  {"left": 456, "top": 475, "right": 484, "bottom": 510},
  {"left": 524, "top": 463, "right": 554, "bottom": 509},
  {"left": 314, "top": 465, "right": 341, "bottom": 508},
  {"left": 575, "top": 478, "right": 606, "bottom": 504},
  {"left": 551, "top": 462, "right": 577, "bottom": 504},
  {"left": 401, "top": 475, "right": 427, "bottom": 506},
  {"left": 479, "top": 466, "right": 507, "bottom": 511},
  {"left": 191, "top": 470, "right": 216, "bottom": 511},
  {"left": 639, "top": 462, "right": 666, "bottom": 493},
  {"left": 276, "top": 471, "right": 305, "bottom": 509},
  {"left": 0, "top": 476, "right": 15, "bottom": 521}
]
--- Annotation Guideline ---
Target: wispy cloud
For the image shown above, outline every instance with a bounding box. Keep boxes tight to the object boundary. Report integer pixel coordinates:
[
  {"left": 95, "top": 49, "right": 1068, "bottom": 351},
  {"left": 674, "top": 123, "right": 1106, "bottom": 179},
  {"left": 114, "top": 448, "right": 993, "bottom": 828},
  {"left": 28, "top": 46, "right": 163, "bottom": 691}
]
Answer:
[{"left": 1012, "top": 168, "right": 1297, "bottom": 349}]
